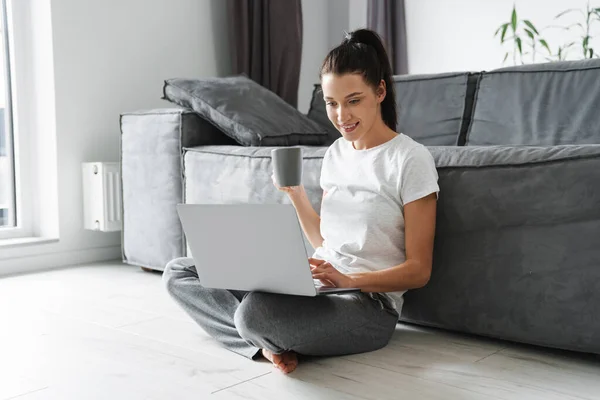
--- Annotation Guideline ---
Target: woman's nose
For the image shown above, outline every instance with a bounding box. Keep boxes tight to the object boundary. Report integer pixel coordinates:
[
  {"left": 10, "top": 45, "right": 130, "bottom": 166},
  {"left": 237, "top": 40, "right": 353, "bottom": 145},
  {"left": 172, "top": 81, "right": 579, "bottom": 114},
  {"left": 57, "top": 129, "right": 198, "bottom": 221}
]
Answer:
[{"left": 337, "top": 106, "right": 351, "bottom": 124}]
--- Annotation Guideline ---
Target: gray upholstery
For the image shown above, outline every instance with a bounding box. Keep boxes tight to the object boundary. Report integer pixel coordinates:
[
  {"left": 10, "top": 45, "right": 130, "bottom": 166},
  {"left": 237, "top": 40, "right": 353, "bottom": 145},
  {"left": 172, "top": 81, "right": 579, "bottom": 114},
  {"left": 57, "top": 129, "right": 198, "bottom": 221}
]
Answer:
[
  {"left": 393, "top": 72, "right": 476, "bottom": 146},
  {"left": 466, "top": 59, "right": 600, "bottom": 146},
  {"left": 401, "top": 144, "right": 600, "bottom": 354},
  {"left": 163, "top": 76, "right": 329, "bottom": 147},
  {"left": 120, "top": 109, "right": 234, "bottom": 270}
]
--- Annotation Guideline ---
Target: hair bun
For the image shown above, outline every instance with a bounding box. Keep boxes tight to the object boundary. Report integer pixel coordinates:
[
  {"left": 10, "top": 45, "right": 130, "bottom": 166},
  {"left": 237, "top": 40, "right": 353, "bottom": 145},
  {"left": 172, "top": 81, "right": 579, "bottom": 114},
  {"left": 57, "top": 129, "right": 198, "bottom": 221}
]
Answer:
[{"left": 344, "top": 29, "right": 382, "bottom": 49}]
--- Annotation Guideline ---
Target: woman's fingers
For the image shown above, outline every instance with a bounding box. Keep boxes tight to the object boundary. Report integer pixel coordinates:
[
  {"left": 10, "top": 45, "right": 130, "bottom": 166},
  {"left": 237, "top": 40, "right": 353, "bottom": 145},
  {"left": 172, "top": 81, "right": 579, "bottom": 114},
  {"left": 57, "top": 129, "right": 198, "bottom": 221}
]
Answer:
[
  {"left": 310, "top": 263, "right": 332, "bottom": 273},
  {"left": 318, "top": 279, "right": 336, "bottom": 287},
  {"left": 312, "top": 264, "right": 334, "bottom": 279},
  {"left": 308, "top": 258, "right": 327, "bottom": 267}
]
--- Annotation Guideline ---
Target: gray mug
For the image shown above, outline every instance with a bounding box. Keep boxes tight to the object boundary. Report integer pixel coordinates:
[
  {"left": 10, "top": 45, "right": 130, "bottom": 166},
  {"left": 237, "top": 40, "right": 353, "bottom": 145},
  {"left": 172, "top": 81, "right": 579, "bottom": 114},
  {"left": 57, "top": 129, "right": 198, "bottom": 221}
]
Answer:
[{"left": 271, "top": 147, "right": 303, "bottom": 187}]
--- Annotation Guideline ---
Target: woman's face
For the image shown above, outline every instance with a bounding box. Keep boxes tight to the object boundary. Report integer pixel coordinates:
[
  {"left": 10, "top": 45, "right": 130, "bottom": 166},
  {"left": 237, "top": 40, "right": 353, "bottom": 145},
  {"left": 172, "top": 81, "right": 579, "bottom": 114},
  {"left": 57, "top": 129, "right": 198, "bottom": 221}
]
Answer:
[{"left": 321, "top": 73, "right": 385, "bottom": 142}]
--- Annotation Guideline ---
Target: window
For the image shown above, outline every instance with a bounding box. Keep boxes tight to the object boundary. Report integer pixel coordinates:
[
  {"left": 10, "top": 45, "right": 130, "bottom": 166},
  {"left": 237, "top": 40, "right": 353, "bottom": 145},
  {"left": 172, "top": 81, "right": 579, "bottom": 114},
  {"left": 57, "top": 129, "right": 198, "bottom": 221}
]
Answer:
[{"left": 0, "top": 0, "right": 14, "bottom": 230}]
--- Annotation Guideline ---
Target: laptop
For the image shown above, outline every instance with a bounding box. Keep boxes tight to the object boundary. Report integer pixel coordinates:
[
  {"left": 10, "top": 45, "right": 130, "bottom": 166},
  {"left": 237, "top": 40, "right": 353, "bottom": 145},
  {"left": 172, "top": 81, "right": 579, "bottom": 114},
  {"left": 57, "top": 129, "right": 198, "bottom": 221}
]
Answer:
[{"left": 176, "top": 203, "right": 361, "bottom": 296}]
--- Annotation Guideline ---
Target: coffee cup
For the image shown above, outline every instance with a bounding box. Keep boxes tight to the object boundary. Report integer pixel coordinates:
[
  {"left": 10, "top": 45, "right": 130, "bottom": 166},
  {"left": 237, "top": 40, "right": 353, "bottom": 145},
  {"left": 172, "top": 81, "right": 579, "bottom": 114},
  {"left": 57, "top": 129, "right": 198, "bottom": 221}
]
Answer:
[{"left": 271, "top": 147, "right": 303, "bottom": 187}]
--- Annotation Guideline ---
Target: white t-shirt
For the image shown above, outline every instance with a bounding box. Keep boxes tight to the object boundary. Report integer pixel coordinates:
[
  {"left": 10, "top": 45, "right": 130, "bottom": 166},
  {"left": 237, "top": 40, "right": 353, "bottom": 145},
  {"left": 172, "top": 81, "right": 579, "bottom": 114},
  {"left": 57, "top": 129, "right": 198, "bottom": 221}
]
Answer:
[{"left": 311, "top": 133, "right": 440, "bottom": 312}]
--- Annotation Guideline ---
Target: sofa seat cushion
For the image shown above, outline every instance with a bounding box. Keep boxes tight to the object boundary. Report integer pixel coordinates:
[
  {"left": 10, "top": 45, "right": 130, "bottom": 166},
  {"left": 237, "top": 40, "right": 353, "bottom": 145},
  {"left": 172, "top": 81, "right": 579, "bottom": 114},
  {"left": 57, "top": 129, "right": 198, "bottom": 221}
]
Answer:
[{"left": 406, "top": 144, "right": 600, "bottom": 354}]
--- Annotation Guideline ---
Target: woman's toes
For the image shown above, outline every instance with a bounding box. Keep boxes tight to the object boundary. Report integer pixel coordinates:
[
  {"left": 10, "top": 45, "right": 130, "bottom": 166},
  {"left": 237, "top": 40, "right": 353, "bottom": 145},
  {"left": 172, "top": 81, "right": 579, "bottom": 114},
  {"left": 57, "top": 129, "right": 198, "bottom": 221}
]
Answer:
[
  {"left": 261, "top": 349, "right": 298, "bottom": 373},
  {"left": 282, "top": 352, "right": 298, "bottom": 373}
]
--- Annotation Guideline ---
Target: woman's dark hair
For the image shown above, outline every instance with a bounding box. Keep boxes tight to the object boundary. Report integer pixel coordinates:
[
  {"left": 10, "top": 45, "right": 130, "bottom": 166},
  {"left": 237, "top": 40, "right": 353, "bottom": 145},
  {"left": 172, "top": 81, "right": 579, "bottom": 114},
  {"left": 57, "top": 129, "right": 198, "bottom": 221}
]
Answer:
[{"left": 320, "top": 29, "right": 397, "bottom": 132}]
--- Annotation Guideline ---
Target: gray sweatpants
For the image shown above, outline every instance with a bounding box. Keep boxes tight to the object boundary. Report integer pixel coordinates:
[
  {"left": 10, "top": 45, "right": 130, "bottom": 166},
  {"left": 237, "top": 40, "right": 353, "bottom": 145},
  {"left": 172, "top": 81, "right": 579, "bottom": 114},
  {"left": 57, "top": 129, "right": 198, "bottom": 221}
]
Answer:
[{"left": 162, "top": 257, "right": 399, "bottom": 360}]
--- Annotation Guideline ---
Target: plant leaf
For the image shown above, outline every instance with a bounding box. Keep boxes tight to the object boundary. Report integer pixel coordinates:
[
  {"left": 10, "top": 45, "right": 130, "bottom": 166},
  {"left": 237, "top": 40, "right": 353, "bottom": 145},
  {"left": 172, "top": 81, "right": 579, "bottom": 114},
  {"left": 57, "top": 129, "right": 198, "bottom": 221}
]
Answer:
[
  {"left": 539, "top": 39, "right": 551, "bottom": 53},
  {"left": 583, "top": 35, "right": 590, "bottom": 48},
  {"left": 511, "top": 6, "right": 518, "bottom": 32},
  {"left": 494, "top": 23, "right": 507, "bottom": 36},
  {"left": 503, "top": 52, "right": 509, "bottom": 64},
  {"left": 523, "top": 20, "right": 539, "bottom": 35},
  {"left": 563, "top": 22, "right": 584, "bottom": 31},
  {"left": 501, "top": 23, "right": 509, "bottom": 42},
  {"left": 555, "top": 8, "right": 579, "bottom": 19},
  {"left": 516, "top": 37, "right": 522, "bottom": 54},
  {"left": 525, "top": 29, "right": 535, "bottom": 40}
]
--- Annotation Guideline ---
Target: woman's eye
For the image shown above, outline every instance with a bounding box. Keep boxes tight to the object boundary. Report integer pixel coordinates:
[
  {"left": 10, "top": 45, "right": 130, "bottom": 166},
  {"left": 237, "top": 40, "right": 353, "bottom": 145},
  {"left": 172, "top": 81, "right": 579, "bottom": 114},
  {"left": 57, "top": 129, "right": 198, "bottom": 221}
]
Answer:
[
  {"left": 326, "top": 101, "right": 336, "bottom": 107},
  {"left": 349, "top": 99, "right": 360, "bottom": 104}
]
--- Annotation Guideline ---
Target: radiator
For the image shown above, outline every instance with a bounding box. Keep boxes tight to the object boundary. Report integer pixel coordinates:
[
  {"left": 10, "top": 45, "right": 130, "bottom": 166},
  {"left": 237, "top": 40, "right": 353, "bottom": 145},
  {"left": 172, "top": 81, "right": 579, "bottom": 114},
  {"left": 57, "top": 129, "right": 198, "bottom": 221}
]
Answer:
[{"left": 82, "top": 162, "right": 122, "bottom": 232}]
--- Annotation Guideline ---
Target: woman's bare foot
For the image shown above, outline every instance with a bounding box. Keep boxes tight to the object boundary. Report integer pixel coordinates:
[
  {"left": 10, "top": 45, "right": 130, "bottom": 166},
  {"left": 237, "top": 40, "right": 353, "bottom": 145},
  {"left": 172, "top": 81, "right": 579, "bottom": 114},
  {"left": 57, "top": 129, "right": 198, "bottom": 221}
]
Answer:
[{"left": 261, "top": 349, "right": 298, "bottom": 374}]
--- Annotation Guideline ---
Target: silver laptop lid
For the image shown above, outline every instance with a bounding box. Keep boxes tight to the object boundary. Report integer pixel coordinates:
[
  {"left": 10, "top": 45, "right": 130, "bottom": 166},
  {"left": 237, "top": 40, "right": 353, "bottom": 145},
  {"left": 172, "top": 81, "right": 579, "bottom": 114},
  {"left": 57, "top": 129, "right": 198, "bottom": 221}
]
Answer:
[{"left": 176, "top": 204, "right": 317, "bottom": 296}]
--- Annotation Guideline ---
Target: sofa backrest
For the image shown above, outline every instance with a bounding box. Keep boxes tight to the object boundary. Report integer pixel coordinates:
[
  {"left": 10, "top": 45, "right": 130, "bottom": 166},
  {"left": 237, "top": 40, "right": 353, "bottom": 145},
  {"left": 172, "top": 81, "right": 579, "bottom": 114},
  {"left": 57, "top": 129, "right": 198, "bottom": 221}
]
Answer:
[
  {"left": 307, "top": 59, "right": 600, "bottom": 148},
  {"left": 393, "top": 72, "right": 478, "bottom": 146},
  {"left": 465, "top": 59, "right": 600, "bottom": 146},
  {"left": 307, "top": 72, "right": 478, "bottom": 146}
]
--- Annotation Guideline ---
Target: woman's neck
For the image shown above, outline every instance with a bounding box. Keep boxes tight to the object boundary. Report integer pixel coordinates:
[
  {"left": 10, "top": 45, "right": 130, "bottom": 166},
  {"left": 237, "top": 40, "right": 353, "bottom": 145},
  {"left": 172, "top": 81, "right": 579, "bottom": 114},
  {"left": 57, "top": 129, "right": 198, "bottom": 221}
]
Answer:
[{"left": 352, "top": 120, "right": 397, "bottom": 150}]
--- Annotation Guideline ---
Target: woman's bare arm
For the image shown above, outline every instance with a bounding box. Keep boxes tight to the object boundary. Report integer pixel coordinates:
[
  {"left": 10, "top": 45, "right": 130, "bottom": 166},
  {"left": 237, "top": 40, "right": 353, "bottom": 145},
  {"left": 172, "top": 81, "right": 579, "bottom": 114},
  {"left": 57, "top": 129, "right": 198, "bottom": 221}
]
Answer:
[{"left": 350, "top": 193, "right": 437, "bottom": 292}]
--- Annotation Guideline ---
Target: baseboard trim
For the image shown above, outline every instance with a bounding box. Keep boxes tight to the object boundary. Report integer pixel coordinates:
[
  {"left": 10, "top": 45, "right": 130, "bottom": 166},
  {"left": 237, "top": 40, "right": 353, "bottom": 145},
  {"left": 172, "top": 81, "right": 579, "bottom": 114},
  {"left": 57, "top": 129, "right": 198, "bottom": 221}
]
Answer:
[{"left": 0, "top": 245, "right": 122, "bottom": 277}]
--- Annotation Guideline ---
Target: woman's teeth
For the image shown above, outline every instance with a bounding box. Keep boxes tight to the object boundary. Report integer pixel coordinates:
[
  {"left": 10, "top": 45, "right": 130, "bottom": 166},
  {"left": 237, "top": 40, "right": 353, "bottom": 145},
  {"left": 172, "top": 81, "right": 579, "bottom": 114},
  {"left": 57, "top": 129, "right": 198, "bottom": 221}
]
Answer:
[{"left": 341, "top": 122, "right": 358, "bottom": 132}]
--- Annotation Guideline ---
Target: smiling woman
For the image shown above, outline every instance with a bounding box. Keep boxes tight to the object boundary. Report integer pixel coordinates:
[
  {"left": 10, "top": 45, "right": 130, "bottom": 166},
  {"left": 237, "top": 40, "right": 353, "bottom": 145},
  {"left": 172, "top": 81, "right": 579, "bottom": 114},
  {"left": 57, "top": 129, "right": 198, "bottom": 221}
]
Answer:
[{"left": 162, "top": 28, "right": 440, "bottom": 375}]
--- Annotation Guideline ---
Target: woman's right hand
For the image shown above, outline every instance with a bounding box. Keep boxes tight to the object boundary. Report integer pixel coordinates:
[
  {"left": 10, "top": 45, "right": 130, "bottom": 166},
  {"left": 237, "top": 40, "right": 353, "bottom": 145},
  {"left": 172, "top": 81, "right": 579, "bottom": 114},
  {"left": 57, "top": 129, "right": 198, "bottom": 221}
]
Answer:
[{"left": 271, "top": 174, "right": 304, "bottom": 199}]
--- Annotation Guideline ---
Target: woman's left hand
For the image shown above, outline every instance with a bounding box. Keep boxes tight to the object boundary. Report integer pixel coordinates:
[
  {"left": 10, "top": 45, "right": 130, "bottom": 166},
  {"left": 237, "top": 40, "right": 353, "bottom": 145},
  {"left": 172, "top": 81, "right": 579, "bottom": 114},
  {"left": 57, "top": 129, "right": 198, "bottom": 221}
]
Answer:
[{"left": 309, "top": 258, "right": 355, "bottom": 288}]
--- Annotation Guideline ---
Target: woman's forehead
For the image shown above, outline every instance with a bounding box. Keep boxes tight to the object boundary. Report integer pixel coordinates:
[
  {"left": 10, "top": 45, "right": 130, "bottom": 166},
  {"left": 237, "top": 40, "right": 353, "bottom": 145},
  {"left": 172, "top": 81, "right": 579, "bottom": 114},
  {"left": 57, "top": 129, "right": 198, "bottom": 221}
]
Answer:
[{"left": 321, "top": 73, "right": 368, "bottom": 97}]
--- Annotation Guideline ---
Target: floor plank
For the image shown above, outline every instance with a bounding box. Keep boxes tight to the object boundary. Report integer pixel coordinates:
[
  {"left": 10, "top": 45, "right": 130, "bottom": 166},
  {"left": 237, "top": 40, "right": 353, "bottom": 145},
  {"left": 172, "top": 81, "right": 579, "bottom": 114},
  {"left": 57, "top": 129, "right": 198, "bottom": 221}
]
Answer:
[{"left": 213, "top": 357, "right": 504, "bottom": 400}]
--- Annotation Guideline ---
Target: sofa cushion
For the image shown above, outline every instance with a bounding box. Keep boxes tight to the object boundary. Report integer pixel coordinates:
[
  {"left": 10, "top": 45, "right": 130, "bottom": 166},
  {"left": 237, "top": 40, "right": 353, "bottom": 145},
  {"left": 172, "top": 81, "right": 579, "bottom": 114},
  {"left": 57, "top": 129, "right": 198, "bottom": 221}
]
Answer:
[
  {"left": 394, "top": 72, "right": 477, "bottom": 146},
  {"left": 402, "top": 144, "right": 600, "bottom": 354},
  {"left": 466, "top": 59, "right": 600, "bottom": 146},
  {"left": 163, "top": 76, "right": 329, "bottom": 147},
  {"left": 308, "top": 72, "right": 476, "bottom": 146}
]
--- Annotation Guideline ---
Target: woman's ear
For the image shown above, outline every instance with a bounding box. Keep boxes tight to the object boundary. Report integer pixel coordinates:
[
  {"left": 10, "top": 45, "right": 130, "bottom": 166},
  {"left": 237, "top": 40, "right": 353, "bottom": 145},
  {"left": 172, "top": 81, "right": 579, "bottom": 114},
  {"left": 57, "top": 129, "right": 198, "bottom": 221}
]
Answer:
[{"left": 377, "top": 79, "right": 387, "bottom": 103}]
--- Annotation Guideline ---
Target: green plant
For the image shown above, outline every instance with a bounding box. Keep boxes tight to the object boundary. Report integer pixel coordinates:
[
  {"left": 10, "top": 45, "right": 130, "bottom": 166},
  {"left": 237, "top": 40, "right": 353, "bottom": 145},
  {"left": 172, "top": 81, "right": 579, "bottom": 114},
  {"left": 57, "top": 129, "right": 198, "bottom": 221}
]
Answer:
[
  {"left": 495, "top": 2, "right": 600, "bottom": 65},
  {"left": 495, "top": 5, "right": 550, "bottom": 65},
  {"left": 553, "top": 2, "right": 600, "bottom": 59}
]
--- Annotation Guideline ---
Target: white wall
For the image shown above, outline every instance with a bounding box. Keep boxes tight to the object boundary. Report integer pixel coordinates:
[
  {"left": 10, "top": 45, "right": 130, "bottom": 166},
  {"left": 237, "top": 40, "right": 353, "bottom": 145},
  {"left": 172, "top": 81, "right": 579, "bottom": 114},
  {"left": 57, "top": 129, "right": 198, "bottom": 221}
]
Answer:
[
  {"left": 0, "top": 0, "right": 232, "bottom": 275},
  {"left": 298, "top": 0, "right": 329, "bottom": 114},
  {"left": 297, "top": 0, "right": 368, "bottom": 113},
  {"left": 349, "top": 0, "right": 368, "bottom": 32},
  {"left": 405, "top": 0, "right": 600, "bottom": 74}
]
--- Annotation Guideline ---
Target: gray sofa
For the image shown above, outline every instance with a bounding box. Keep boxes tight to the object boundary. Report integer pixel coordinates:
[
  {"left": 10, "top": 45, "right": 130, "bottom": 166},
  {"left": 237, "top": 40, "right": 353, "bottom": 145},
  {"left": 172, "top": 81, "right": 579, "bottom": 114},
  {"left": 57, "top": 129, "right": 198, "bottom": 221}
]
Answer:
[{"left": 120, "top": 59, "right": 600, "bottom": 355}]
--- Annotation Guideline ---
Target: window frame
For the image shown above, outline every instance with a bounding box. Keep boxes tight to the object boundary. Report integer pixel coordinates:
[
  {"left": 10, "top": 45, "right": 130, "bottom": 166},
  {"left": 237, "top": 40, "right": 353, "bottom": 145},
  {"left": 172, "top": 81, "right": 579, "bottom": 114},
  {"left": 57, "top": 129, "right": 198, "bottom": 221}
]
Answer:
[{"left": 0, "top": 0, "right": 34, "bottom": 240}]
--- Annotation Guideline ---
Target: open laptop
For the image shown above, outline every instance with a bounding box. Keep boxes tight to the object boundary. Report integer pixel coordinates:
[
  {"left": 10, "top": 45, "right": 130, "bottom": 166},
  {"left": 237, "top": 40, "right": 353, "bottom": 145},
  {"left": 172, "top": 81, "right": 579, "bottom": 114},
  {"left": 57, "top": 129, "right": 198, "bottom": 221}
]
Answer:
[{"left": 176, "top": 203, "right": 361, "bottom": 296}]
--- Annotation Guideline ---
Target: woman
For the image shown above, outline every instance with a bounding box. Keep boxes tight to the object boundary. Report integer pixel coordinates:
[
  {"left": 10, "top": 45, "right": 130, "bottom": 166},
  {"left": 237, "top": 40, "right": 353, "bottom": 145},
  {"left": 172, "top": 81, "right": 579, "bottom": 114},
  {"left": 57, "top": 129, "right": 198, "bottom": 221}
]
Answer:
[{"left": 163, "top": 29, "right": 439, "bottom": 374}]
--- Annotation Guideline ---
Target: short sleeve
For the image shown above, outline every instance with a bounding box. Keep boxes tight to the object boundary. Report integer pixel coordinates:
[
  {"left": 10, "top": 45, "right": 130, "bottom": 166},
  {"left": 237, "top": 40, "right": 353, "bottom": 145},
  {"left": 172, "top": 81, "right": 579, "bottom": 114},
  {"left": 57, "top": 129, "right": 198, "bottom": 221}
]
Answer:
[
  {"left": 319, "top": 146, "right": 333, "bottom": 191},
  {"left": 400, "top": 145, "right": 440, "bottom": 205}
]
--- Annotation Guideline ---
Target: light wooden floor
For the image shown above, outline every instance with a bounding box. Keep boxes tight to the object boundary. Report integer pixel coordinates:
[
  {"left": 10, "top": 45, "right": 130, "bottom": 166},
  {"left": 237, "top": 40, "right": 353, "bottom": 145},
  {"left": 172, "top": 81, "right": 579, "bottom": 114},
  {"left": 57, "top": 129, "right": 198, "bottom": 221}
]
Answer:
[{"left": 1, "top": 261, "right": 599, "bottom": 400}]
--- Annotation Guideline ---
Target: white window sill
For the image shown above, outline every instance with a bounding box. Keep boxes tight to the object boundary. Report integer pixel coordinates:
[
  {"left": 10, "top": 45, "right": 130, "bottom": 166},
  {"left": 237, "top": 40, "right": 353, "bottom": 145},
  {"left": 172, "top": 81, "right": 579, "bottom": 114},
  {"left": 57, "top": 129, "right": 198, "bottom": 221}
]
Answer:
[{"left": 0, "top": 237, "right": 59, "bottom": 248}]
